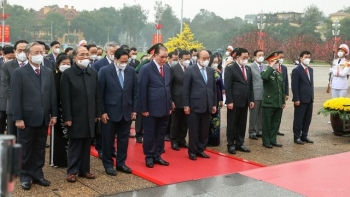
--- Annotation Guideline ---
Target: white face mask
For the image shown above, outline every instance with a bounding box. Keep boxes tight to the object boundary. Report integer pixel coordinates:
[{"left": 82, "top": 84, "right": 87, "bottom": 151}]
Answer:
[
  {"left": 31, "top": 54, "right": 43, "bottom": 65},
  {"left": 16, "top": 52, "right": 27, "bottom": 62},
  {"left": 171, "top": 61, "right": 178, "bottom": 66},
  {"left": 279, "top": 59, "right": 284, "bottom": 64},
  {"left": 53, "top": 48, "right": 60, "bottom": 54},
  {"left": 338, "top": 51, "right": 344, "bottom": 58},
  {"left": 211, "top": 63, "right": 218, "bottom": 70},
  {"left": 116, "top": 63, "right": 127, "bottom": 70},
  {"left": 225, "top": 51, "right": 230, "bottom": 56},
  {"left": 59, "top": 64, "right": 70, "bottom": 72},
  {"left": 90, "top": 54, "right": 97, "bottom": 60},
  {"left": 182, "top": 60, "right": 190, "bottom": 67},
  {"left": 131, "top": 55, "right": 137, "bottom": 60},
  {"left": 303, "top": 58, "right": 311, "bottom": 66},
  {"left": 108, "top": 54, "right": 114, "bottom": 61},
  {"left": 240, "top": 59, "right": 248, "bottom": 66},
  {"left": 200, "top": 60, "right": 209, "bottom": 67},
  {"left": 77, "top": 59, "right": 90, "bottom": 68},
  {"left": 257, "top": 56, "right": 264, "bottom": 63},
  {"left": 96, "top": 55, "right": 102, "bottom": 60},
  {"left": 192, "top": 56, "right": 197, "bottom": 61}
]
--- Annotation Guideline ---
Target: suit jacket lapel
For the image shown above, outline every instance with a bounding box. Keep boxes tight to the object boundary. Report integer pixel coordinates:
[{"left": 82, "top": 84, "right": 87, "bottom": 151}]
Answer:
[
  {"left": 152, "top": 62, "right": 165, "bottom": 84},
  {"left": 40, "top": 66, "right": 46, "bottom": 93},
  {"left": 235, "top": 64, "right": 247, "bottom": 83},
  {"left": 195, "top": 65, "right": 206, "bottom": 84},
  {"left": 26, "top": 65, "right": 41, "bottom": 91},
  {"left": 110, "top": 64, "right": 122, "bottom": 89},
  {"left": 177, "top": 64, "right": 184, "bottom": 76}
]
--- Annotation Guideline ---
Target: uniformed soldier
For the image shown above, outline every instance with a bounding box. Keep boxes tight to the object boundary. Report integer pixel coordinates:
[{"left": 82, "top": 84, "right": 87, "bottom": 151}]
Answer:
[
  {"left": 261, "top": 52, "right": 285, "bottom": 148},
  {"left": 330, "top": 44, "right": 350, "bottom": 98}
]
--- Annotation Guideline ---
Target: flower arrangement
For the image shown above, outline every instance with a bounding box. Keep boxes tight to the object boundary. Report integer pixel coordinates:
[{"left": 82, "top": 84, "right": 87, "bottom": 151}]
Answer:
[{"left": 317, "top": 97, "right": 350, "bottom": 121}]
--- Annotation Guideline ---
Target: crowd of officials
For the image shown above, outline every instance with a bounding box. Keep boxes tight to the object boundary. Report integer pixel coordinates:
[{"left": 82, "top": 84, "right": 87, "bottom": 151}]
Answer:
[{"left": 0, "top": 38, "right": 349, "bottom": 191}]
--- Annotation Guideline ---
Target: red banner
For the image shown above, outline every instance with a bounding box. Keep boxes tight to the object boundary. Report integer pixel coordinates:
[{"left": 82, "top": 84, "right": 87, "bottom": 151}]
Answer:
[
  {"left": 0, "top": 25, "right": 10, "bottom": 43},
  {"left": 152, "top": 34, "right": 162, "bottom": 45}
]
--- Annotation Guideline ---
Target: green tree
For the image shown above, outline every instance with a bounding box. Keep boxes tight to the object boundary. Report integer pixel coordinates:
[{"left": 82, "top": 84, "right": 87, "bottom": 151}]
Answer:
[
  {"left": 159, "top": 4, "right": 180, "bottom": 41},
  {"left": 339, "top": 18, "right": 350, "bottom": 41},
  {"left": 119, "top": 4, "right": 148, "bottom": 46},
  {"left": 5, "top": 5, "right": 37, "bottom": 42},
  {"left": 42, "top": 12, "right": 68, "bottom": 40}
]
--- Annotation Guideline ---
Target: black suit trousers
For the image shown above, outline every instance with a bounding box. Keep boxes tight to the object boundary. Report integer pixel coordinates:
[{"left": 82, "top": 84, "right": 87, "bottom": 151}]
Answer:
[
  {"left": 0, "top": 111, "right": 6, "bottom": 134},
  {"left": 18, "top": 125, "right": 47, "bottom": 182},
  {"left": 102, "top": 117, "right": 131, "bottom": 169},
  {"left": 67, "top": 137, "right": 92, "bottom": 174},
  {"left": 226, "top": 105, "right": 248, "bottom": 147},
  {"left": 6, "top": 114, "right": 17, "bottom": 138},
  {"left": 293, "top": 102, "right": 313, "bottom": 139},
  {"left": 170, "top": 108, "right": 188, "bottom": 145},
  {"left": 142, "top": 115, "right": 169, "bottom": 162},
  {"left": 187, "top": 111, "right": 210, "bottom": 154},
  {"left": 135, "top": 113, "right": 143, "bottom": 137}
]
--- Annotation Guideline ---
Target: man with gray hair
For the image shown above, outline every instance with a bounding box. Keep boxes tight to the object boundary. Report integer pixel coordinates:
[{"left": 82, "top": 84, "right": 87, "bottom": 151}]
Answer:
[
  {"left": 92, "top": 41, "right": 119, "bottom": 73},
  {"left": 91, "top": 41, "right": 118, "bottom": 158},
  {"left": 11, "top": 42, "right": 58, "bottom": 190}
]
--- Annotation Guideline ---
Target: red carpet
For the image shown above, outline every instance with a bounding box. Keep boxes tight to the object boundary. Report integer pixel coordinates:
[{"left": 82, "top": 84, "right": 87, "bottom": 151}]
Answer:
[
  {"left": 241, "top": 152, "right": 350, "bottom": 197},
  {"left": 90, "top": 128, "right": 263, "bottom": 185}
]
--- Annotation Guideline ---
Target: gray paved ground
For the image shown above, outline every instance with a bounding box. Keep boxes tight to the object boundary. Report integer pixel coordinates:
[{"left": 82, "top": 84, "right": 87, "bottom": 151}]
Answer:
[{"left": 12, "top": 65, "right": 350, "bottom": 197}]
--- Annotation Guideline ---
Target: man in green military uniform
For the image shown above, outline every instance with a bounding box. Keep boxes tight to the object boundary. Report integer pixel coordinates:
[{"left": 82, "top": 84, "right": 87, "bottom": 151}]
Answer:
[{"left": 261, "top": 52, "right": 286, "bottom": 148}]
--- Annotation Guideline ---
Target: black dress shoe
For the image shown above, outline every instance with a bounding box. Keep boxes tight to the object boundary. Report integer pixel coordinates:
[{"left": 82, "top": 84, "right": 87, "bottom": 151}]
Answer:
[
  {"left": 196, "top": 152, "right": 210, "bottom": 158},
  {"left": 189, "top": 153, "right": 197, "bottom": 160},
  {"left": 256, "top": 133, "right": 262, "bottom": 137},
  {"left": 111, "top": 151, "right": 117, "bottom": 158},
  {"left": 117, "top": 165, "right": 132, "bottom": 174},
  {"left": 33, "top": 178, "right": 50, "bottom": 186},
  {"left": 179, "top": 143, "right": 188, "bottom": 148},
  {"left": 228, "top": 146, "right": 236, "bottom": 154},
  {"left": 171, "top": 144, "right": 180, "bottom": 151},
  {"left": 271, "top": 143, "right": 283, "bottom": 147},
  {"left": 21, "top": 182, "right": 31, "bottom": 190},
  {"left": 301, "top": 137, "right": 314, "bottom": 143},
  {"left": 263, "top": 144, "right": 273, "bottom": 148},
  {"left": 236, "top": 145, "right": 251, "bottom": 152},
  {"left": 277, "top": 131, "right": 285, "bottom": 136},
  {"left": 46, "top": 143, "right": 50, "bottom": 148},
  {"left": 164, "top": 135, "right": 170, "bottom": 141},
  {"left": 136, "top": 136, "right": 143, "bottom": 143},
  {"left": 294, "top": 138, "right": 304, "bottom": 145},
  {"left": 98, "top": 152, "right": 103, "bottom": 159},
  {"left": 154, "top": 159, "right": 169, "bottom": 166},
  {"left": 105, "top": 168, "right": 117, "bottom": 176},
  {"left": 146, "top": 160, "right": 154, "bottom": 168},
  {"left": 249, "top": 135, "right": 258, "bottom": 140}
]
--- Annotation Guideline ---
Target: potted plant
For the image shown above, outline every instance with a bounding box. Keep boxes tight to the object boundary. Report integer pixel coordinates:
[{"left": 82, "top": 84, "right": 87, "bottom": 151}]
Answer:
[{"left": 317, "top": 97, "right": 350, "bottom": 135}]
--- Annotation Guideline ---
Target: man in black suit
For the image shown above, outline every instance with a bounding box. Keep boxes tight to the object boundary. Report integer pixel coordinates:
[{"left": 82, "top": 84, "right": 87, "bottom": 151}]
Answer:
[
  {"left": 183, "top": 50, "right": 217, "bottom": 160},
  {"left": 128, "top": 47, "right": 140, "bottom": 69},
  {"left": 0, "top": 46, "right": 15, "bottom": 134},
  {"left": 170, "top": 50, "right": 191, "bottom": 151},
  {"left": 138, "top": 44, "right": 172, "bottom": 168},
  {"left": 61, "top": 46, "right": 102, "bottom": 182},
  {"left": 47, "top": 41, "right": 61, "bottom": 63},
  {"left": 224, "top": 48, "right": 254, "bottom": 154},
  {"left": 11, "top": 42, "right": 58, "bottom": 190},
  {"left": 1, "top": 40, "right": 29, "bottom": 137},
  {"left": 291, "top": 50, "right": 314, "bottom": 145},
  {"left": 276, "top": 51, "right": 289, "bottom": 136},
  {"left": 189, "top": 48, "right": 198, "bottom": 66},
  {"left": 99, "top": 48, "right": 138, "bottom": 176},
  {"left": 93, "top": 41, "right": 118, "bottom": 73}
]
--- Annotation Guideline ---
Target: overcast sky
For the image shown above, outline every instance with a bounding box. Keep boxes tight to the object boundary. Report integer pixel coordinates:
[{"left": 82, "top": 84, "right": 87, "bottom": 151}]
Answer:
[{"left": 6, "top": 0, "right": 348, "bottom": 21}]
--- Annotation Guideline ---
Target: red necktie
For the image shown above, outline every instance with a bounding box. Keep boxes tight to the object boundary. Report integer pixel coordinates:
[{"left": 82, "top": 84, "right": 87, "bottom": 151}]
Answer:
[
  {"left": 241, "top": 65, "right": 247, "bottom": 81},
  {"left": 278, "top": 65, "right": 281, "bottom": 72},
  {"left": 35, "top": 68, "right": 40, "bottom": 76},
  {"left": 160, "top": 66, "right": 164, "bottom": 78},
  {"left": 305, "top": 67, "right": 309, "bottom": 78}
]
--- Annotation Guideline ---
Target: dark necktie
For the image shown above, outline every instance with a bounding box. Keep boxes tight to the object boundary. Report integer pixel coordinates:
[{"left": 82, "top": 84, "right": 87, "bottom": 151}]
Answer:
[
  {"left": 20, "top": 62, "right": 25, "bottom": 67},
  {"left": 241, "top": 65, "right": 247, "bottom": 81},
  {"left": 35, "top": 68, "right": 40, "bottom": 76},
  {"left": 160, "top": 66, "right": 164, "bottom": 78}
]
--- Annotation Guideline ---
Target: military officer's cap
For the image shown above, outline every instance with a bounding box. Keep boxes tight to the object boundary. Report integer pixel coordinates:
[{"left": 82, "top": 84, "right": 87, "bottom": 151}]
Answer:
[
  {"left": 265, "top": 51, "right": 280, "bottom": 62},
  {"left": 147, "top": 43, "right": 165, "bottom": 55}
]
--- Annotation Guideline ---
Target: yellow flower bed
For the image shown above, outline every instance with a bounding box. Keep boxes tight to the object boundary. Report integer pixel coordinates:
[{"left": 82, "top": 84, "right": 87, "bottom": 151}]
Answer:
[{"left": 323, "top": 97, "right": 350, "bottom": 111}]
